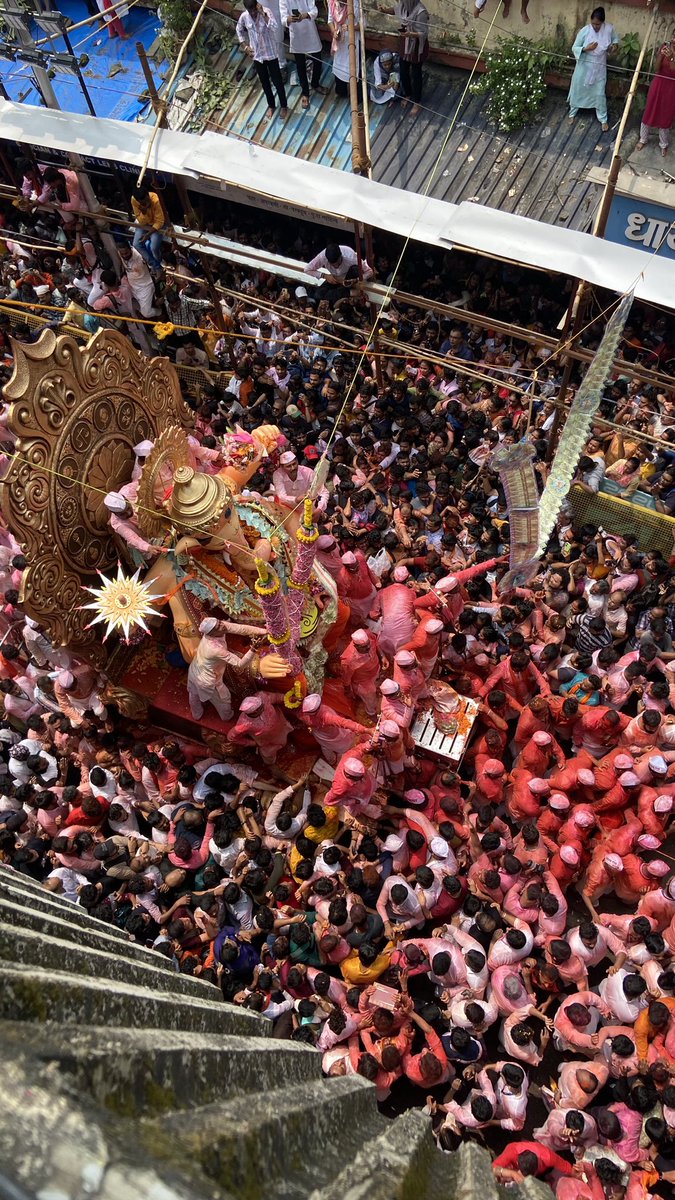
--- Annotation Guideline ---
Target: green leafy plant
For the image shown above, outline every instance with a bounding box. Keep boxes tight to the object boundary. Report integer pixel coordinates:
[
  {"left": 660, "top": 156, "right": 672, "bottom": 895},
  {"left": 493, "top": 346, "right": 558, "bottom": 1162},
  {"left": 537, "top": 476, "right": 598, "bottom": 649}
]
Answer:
[
  {"left": 471, "top": 34, "right": 547, "bottom": 132},
  {"left": 615, "top": 32, "right": 641, "bottom": 73},
  {"left": 156, "top": 0, "right": 194, "bottom": 64}
]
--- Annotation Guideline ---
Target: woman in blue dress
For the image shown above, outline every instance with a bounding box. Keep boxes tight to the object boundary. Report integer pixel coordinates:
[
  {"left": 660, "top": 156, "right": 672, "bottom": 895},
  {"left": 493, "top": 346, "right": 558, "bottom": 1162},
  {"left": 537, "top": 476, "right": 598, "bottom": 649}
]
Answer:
[{"left": 568, "top": 6, "right": 619, "bottom": 132}]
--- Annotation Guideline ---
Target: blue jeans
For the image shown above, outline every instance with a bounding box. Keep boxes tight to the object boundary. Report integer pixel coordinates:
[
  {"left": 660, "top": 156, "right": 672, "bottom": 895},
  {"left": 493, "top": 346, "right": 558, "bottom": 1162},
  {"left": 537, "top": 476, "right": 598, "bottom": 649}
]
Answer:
[{"left": 133, "top": 226, "right": 163, "bottom": 270}]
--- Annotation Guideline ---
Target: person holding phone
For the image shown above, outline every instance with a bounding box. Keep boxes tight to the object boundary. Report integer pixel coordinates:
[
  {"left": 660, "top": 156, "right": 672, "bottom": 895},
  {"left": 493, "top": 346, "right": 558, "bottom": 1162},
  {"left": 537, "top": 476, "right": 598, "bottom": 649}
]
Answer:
[
  {"left": 279, "top": 0, "right": 325, "bottom": 109},
  {"left": 236, "top": 0, "right": 288, "bottom": 119},
  {"left": 568, "top": 6, "right": 619, "bottom": 132}
]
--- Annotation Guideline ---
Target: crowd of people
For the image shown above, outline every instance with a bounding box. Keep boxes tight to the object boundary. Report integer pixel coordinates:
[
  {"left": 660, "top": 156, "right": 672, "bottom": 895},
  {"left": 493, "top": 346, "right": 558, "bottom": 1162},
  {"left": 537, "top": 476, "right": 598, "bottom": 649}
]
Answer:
[{"left": 1, "top": 152, "right": 675, "bottom": 1200}]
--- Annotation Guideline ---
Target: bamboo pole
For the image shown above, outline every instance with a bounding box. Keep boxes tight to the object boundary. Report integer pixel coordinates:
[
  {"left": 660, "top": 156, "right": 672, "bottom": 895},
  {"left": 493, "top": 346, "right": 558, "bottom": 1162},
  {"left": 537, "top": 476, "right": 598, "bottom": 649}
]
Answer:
[{"left": 137, "top": 0, "right": 209, "bottom": 189}]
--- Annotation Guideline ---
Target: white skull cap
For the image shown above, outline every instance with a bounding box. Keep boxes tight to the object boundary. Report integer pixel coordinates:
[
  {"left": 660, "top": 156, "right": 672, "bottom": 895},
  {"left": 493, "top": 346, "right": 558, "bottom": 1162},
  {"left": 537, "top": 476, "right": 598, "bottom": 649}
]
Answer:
[
  {"left": 103, "top": 491, "right": 127, "bottom": 513},
  {"left": 604, "top": 853, "right": 624, "bottom": 871},
  {"left": 560, "top": 845, "right": 579, "bottom": 866},
  {"left": 425, "top": 619, "right": 444, "bottom": 635},
  {"left": 344, "top": 757, "right": 365, "bottom": 778}
]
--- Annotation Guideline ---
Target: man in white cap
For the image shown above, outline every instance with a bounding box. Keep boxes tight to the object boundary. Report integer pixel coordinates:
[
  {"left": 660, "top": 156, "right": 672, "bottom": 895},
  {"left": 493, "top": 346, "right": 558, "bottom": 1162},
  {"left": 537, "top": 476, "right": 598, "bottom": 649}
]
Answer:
[
  {"left": 132, "top": 439, "right": 155, "bottom": 482},
  {"left": 592, "top": 770, "right": 642, "bottom": 831},
  {"left": 638, "top": 871, "right": 675, "bottom": 930},
  {"left": 392, "top": 649, "right": 428, "bottom": 704},
  {"left": 336, "top": 550, "right": 379, "bottom": 625},
  {"left": 401, "top": 615, "right": 445, "bottom": 680},
  {"left": 271, "top": 450, "right": 327, "bottom": 533},
  {"left": 377, "top": 565, "right": 423, "bottom": 660},
  {"left": 633, "top": 751, "right": 674, "bottom": 788},
  {"left": 22, "top": 615, "right": 71, "bottom": 671},
  {"left": 315, "top": 533, "right": 342, "bottom": 581},
  {"left": 372, "top": 718, "right": 409, "bottom": 778},
  {"left": 324, "top": 751, "right": 378, "bottom": 813},
  {"left": 339, "top": 628, "right": 381, "bottom": 717},
  {"left": 187, "top": 617, "right": 263, "bottom": 723},
  {"left": 517, "top": 729, "right": 565, "bottom": 777},
  {"left": 299, "top": 692, "right": 370, "bottom": 764},
  {"left": 104, "top": 491, "right": 165, "bottom": 566},
  {"left": 379, "top": 678, "right": 415, "bottom": 731},
  {"left": 638, "top": 791, "right": 674, "bottom": 841},
  {"left": 432, "top": 574, "right": 465, "bottom": 624},
  {"left": 53, "top": 666, "right": 107, "bottom": 726},
  {"left": 229, "top": 691, "right": 293, "bottom": 766}
]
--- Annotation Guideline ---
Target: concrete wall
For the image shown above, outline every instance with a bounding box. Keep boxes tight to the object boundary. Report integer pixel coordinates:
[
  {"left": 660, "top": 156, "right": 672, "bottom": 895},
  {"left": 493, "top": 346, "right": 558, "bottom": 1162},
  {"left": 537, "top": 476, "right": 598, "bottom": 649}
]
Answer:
[{"left": 368, "top": 0, "right": 675, "bottom": 59}]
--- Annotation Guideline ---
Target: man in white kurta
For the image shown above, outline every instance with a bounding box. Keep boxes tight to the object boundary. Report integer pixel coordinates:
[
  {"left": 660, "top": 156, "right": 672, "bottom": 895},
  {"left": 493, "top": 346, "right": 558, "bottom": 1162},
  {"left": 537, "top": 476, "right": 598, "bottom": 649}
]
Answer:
[{"left": 187, "top": 618, "right": 256, "bottom": 722}]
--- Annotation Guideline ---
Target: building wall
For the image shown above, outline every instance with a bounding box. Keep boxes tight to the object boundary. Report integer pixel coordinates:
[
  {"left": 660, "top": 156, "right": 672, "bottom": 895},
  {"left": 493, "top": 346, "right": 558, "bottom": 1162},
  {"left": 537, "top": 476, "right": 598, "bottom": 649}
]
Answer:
[{"left": 368, "top": 0, "right": 675, "bottom": 59}]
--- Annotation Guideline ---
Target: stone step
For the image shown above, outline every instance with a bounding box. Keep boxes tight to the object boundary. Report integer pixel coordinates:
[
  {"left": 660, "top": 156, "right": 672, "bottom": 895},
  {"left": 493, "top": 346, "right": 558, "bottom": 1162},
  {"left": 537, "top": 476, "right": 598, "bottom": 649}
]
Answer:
[
  {"left": 0, "top": 920, "right": 219, "bottom": 1002},
  {"left": 307, "top": 1107, "right": 436, "bottom": 1200},
  {"left": 145, "top": 1075, "right": 384, "bottom": 1200},
  {"left": 428, "top": 1142, "right": 552, "bottom": 1200},
  {"left": 0, "top": 963, "right": 271, "bottom": 1038},
  {"left": 429, "top": 1142, "right": 494, "bottom": 1200},
  {"left": 0, "top": 1053, "right": 229, "bottom": 1200},
  {"left": 0, "top": 870, "right": 137, "bottom": 941},
  {"left": 0, "top": 895, "right": 214, "bottom": 989},
  {"left": 0, "top": 1020, "right": 320, "bottom": 1116}
]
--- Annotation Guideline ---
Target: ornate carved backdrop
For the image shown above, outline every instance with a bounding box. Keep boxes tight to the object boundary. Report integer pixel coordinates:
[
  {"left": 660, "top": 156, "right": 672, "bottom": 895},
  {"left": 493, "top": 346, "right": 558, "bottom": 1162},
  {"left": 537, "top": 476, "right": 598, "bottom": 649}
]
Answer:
[{"left": 1, "top": 328, "right": 193, "bottom": 661}]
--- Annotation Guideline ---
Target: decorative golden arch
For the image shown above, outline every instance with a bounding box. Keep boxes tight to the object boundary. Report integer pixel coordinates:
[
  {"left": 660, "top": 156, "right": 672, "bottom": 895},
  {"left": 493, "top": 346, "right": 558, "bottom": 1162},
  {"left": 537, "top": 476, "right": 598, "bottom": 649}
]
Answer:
[{"left": 0, "top": 327, "right": 193, "bottom": 660}]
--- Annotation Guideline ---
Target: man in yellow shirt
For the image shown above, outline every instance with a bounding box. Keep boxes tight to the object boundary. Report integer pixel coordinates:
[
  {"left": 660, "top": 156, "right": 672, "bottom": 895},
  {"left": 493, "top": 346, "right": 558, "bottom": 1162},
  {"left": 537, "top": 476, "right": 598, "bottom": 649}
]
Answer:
[
  {"left": 130, "top": 185, "right": 165, "bottom": 273},
  {"left": 341, "top": 940, "right": 394, "bottom": 986}
]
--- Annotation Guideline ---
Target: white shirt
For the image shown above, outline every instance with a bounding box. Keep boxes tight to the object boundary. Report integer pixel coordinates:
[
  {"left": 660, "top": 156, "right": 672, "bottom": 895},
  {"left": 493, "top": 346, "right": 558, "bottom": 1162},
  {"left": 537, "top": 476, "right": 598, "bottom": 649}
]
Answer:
[
  {"left": 598, "top": 969, "right": 649, "bottom": 1024},
  {"left": 47, "top": 867, "right": 87, "bottom": 902},
  {"left": 305, "top": 244, "right": 373, "bottom": 282},
  {"left": 279, "top": 0, "right": 321, "bottom": 53}
]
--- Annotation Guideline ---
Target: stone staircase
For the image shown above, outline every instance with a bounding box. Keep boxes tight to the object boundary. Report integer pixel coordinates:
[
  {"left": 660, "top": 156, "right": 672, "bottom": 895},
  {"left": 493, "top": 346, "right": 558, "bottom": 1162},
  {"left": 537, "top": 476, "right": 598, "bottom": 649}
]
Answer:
[{"left": 0, "top": 865, "right": 552, "bottom": 1200}]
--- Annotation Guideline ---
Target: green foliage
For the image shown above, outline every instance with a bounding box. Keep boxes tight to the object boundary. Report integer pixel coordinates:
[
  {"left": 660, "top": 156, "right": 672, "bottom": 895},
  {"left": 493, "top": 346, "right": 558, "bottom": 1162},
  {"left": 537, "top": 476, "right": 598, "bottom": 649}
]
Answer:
[
  {"left": 471, "top": 34, "right": 547, "bottom": 133},
  {"left": 197, "top": 66, "right": 233, "bottom": 115},
  {"left": 615, "top": 31, "right": 641, "bottom": 73},
  {"left": 157, "top": 0, "right": 194, "bottom": 64}
]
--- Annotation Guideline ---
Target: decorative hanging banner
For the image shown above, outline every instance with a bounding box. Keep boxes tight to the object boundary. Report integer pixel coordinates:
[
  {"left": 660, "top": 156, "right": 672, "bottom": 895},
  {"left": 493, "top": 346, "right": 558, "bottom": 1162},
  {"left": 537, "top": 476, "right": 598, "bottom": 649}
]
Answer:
[
  {"left": 491, "top": 442, "right": 541, "bottom": 592},
  {"left": 535, "top": 290, "right": 634, "bottom": 557}
]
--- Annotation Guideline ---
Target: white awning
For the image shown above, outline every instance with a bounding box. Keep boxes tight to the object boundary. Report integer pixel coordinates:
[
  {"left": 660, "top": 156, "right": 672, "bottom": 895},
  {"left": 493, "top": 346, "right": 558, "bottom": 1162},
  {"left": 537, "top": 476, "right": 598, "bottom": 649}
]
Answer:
[
  {"left": 1, "top": 99, "right": 673, "bottom": 309},
  {"left": 441, "top": 203, "right": 675, "bottom": 308}
]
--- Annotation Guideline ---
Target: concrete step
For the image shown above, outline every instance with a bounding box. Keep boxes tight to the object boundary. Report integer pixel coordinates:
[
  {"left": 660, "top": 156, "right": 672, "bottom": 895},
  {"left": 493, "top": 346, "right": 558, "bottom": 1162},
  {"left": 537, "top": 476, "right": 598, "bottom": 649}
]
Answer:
[
  {"left": 0, "top": 1020, "right": 320, "bottom": 1116},
  {"left": 498, "top": 1180, "right": 554, "bottom": 1200},
  {"left": 0, "top": 869, "right": 137, "bottom": 941},
  {"left": 429, "top": 1142, "right": 553, "bottom": 1200},
  {"left": 0, "top": 919, "right": 220, "bottom": 1002},
  {"left": 428, "top": 1142, "right": 493, "bottom": 1200},
  {"left": 0, "top": 963, "right": 271, "bottom": 1038},
  {"left": 307, "top": 1107, "right": 436, "bottom": 1200},
  {"left": 146, "top": 1075, "right": 384, "bottom": 1200},
  {"left": 0, "top": 1053, "right": 228, "bottom": 1200}
]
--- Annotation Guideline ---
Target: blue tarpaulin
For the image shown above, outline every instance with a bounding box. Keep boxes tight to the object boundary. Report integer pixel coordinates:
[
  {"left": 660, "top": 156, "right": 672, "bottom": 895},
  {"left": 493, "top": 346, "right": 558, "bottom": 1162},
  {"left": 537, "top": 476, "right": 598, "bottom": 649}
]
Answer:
[{"left": 0, "top": 1, "right": 161, "bottom": 121}]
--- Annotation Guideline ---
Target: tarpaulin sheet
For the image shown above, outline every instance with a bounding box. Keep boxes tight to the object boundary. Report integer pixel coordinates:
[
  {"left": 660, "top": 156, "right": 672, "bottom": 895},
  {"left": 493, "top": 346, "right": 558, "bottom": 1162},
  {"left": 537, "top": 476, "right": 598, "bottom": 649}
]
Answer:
[{"left": 0, "top": 0, "right": 160, "bottom": 121}]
